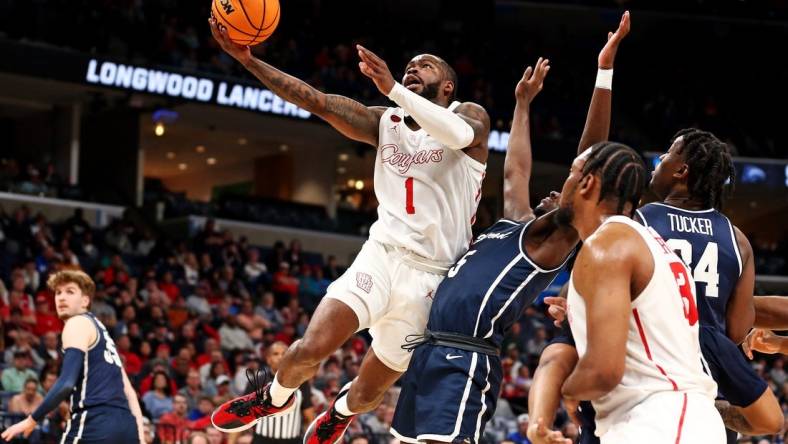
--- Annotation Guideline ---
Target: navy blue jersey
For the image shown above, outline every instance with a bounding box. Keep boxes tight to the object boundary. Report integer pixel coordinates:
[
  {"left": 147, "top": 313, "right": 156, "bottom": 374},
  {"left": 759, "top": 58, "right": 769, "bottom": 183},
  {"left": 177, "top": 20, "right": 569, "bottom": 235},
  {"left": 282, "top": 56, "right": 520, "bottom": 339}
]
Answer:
[
  {"left": 70, "top": 312, "right": 130, "bottom": 413},
  {"left": 427, "top": 218, "right": 572, "bottom": 348},
  {"left": 636, "top": 202, "right": 742, "bottom": 333}
]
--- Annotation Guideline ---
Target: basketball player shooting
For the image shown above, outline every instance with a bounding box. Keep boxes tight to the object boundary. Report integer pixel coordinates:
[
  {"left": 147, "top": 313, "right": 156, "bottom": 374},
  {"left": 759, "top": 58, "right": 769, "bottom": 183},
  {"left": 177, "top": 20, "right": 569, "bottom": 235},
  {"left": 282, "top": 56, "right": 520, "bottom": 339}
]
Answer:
[
  {"left": 1, "top": 270, "right": 145, "bottom": 444},
  {"left": 208, "top": 19, "right": 491, "bottom": 443}
]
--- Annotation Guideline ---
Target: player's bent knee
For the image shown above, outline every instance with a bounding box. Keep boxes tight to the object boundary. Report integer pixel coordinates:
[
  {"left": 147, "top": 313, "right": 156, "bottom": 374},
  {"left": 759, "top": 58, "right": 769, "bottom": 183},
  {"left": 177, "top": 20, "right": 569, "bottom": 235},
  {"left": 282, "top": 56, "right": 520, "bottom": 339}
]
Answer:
[{"left": 289, "top": 337, "right": 331, "bottom": 367}]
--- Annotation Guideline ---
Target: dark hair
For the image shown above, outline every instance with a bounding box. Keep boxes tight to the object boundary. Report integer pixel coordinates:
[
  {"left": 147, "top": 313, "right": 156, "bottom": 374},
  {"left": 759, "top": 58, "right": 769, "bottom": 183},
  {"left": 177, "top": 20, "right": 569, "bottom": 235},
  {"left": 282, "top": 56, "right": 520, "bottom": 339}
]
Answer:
[
  {"left": 582, "top": 142, "right": 648, "bottom": 216},
  {"left": 24, "top": 377, "right": 39, "bottom": 387},
  {"left": 671, "top": 128, "right": 735, "bottom": 209},
  {"left": 435, "top": 57, "right": 458, "bottom": 102}
]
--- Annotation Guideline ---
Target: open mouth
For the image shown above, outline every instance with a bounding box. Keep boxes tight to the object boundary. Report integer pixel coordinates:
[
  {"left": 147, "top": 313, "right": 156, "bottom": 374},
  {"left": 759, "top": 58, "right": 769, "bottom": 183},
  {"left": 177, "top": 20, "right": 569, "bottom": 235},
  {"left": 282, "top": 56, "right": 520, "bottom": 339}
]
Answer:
[{"left": 404, "top": 75, "right": 422, "bottom": 90}]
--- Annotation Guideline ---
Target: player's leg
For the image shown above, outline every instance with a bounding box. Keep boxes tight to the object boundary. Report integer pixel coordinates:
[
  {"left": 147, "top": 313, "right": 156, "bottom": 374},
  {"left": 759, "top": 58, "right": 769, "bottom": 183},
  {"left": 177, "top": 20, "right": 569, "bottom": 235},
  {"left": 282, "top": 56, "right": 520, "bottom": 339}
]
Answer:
[
  {"left": 275, "top": 298, "right": 360, "bottom": 389},
  {"left": 303, "top": 263, "right": 444, "bottom": 443},
  {"left": 213, "top": 241, "right": 392, "bottom": 433}
]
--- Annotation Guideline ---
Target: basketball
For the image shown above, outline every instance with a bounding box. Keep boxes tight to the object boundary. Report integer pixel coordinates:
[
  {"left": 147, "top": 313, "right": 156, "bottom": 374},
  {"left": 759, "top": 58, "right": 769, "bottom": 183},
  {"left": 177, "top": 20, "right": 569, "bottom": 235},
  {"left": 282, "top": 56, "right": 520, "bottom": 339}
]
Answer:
[{"left": 211, "top": 0, "right": 280, "bottom": 46}]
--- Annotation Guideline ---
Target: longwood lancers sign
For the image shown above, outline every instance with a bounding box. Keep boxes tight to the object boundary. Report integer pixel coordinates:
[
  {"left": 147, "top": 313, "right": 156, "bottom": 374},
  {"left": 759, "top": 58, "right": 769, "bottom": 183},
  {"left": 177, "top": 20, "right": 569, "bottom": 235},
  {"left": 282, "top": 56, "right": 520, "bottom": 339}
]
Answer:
[{"left": 85, "top": 59, "right": 311, "bottom": 119}]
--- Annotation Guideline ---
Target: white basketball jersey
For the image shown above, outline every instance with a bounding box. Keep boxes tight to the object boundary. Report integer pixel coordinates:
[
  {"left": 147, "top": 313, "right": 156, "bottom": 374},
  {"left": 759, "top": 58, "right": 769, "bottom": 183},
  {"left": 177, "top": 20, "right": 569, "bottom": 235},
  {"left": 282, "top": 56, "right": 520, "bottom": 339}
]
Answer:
[
  {"left": 567, "top": 216, "right": 717, "bottom": 436},
  {"left": 368, "top": 104, "right": 486, "bottom": 264}
]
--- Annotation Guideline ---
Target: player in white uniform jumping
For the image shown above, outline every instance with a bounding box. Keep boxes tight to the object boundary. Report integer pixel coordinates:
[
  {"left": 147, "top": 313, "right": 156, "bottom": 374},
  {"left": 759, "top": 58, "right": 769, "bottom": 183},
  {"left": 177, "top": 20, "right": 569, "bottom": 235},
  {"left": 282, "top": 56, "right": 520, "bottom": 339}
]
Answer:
[
  {"left": 554, "top": 142, "right": 725, "bottom": 443},
  {"left": 207, "top": 19, "right": 489, "bottom": 443}
]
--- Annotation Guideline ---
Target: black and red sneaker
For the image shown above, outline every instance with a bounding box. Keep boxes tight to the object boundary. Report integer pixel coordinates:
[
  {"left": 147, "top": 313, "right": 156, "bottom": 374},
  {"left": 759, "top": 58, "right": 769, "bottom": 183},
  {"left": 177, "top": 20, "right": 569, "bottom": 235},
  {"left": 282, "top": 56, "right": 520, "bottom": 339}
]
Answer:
[
  {"left": 211, "top": 369, "right": 295, "bottom": 433},
  {"left": 303, "top": 390, "right": 355, "bottom": 444}
]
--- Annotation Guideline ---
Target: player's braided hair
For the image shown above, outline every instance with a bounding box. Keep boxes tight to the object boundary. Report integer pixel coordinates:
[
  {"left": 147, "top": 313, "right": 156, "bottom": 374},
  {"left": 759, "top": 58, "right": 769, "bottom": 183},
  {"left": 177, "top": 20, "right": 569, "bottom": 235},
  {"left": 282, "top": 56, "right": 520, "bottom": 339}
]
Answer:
[
  {"left": 670, "top": 128, "right": 735, "bottom": 210},
  {"left": 582, "top": 142, "right": 647, "bottom": 217}
]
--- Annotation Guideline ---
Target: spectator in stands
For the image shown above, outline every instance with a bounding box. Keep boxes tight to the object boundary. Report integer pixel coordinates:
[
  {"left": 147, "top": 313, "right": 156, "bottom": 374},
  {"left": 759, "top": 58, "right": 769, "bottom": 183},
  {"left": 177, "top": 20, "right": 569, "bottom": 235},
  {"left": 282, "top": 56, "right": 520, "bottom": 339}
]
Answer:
[
  {"left": 179, "top": 368, "right": 205, "bottom": 412},
  {"left": 38, "top": 331, "right": 60, "bottom": 363},
  {"left": 64, "top": 208, "right": 90, "bottom": 237},
  {"left": 159, "top": 270, "right": 182, "bottom": 304},
  {"left": 770, "top": 358, "right": 787, "bottom": 386},
  {"left": 324, "top": 255, "right": 341, "bottom": 281},
  {"left": 243, "top": 248, "right": 267, "bottom": 286},
  {"left": 272, "top": 261, "right": 299, "bottom": 304},
  {"left": 212, "top": 374, "right": 235, "bottom": 406},
  {"left": 182, "top": 253, "right": 200, "bottom": 287},
  {"left": 189, "top": 396, "right": 215, "bottom": 423},
  {"left": 141, "top": 417, "right": 156, "bottom": 444},
  {"left": 218, "top": 314, "right": 254, "bottom": 352},
  {"left": 255, "top": 291, "right": 284, "bottom": 331},
  {"left": 117, "top": 334, "right": 143, "bottom": 378},
  {"left": 205, "top": 427, "right": 225, "bottom": 444},
  {"left": 33, "top": 293, "right": 62, "bottom": 336},
  {"left": 7, "top": 378, "right": 43, "bottom": 416},
  {"left": 157, "top": 393, "right": 192, "bottom": 444},
  {"left": 4, "top": 332, "right": 44, "bottom": 371},
  {"left": 142, "top": 370, "right": 175, "bottom": 420},
  {"left": 188, "top": 432, "right": 210, "bottom": 444},
  {"left": 360, "top": 403, "right": 391, "bottom": 435},
  {"left": 506, "top": 414, "right": 532, "bottom": 444},
  {"left": 186, "top": 281, "right": 213, "bottom": 317},
  {"left": 1, "top": 350, "right": 38, "bottom": 392},
  {"left": 525, "top": 327, "right": 548, "bottom": 359},
  {"left": 298, "top": 266, "right": 322, "bottom": 313}
]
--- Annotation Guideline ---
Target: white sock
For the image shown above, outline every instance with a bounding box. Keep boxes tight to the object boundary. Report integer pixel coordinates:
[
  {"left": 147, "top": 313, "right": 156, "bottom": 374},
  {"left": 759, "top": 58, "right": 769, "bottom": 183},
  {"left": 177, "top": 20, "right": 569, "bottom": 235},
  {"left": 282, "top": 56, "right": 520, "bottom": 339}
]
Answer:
[
  {"left": 269, "top": 374, "right": 296, "bottom": 407},
  {"left": 333, "top": 391, "right": 356, "bottom": 417}
]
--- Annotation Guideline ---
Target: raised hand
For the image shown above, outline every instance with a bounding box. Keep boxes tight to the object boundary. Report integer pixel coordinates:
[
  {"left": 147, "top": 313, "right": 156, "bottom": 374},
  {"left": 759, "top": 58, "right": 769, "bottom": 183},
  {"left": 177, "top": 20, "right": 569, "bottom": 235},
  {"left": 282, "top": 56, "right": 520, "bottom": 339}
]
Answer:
[
  {"left": 356, "top": 45, "right": 396, "bottom": 96},
  {"left": 515, "top": 57, "right": 550, "bottom": 105},
  {"left": 598, "top": 11, "right": 630, "bottom": 69},
  {"left": 208, "top": 17, "right": 252, "bottom": 65},
  {"left": 527, "top": 417, "right": 572, "bottom": 444}
]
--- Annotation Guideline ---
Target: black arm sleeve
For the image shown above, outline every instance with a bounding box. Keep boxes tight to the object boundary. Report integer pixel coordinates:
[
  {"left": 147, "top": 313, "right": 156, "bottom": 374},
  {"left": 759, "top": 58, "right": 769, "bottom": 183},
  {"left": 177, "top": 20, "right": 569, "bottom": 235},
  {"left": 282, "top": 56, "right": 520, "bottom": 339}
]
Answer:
[{"left": 31, "top": 348, "right": 85, "bottom": 423}]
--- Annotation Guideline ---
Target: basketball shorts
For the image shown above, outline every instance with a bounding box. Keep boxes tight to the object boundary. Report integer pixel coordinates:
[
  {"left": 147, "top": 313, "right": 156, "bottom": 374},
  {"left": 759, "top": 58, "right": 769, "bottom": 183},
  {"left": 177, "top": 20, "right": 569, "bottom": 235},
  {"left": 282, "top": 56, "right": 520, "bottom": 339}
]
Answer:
[
  {"left": 390, "top": 344, "right": 503, "bottom": 443},
  {"left": 700, "top": 325, "right": 768, "bottom": 407},
  {"left": 61, "top": 406, "right": 139, "bottom": 444},
  {"left": 325, "top": 240, "right": 445, "bottom": 372},
  {"left": 600, "top": 392, "right": 725, "bottom": 444}
]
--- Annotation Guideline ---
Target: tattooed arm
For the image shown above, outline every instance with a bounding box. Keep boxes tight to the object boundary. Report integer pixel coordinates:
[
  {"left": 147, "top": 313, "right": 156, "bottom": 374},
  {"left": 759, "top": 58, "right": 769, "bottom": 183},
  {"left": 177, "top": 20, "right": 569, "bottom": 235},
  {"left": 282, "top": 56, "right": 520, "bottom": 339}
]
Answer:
[
  {"left": 715, "top": 400, "right": 753, "bottom": 434},
  {"left": 209, "top": 19, "right": 384, "bottom": 146}
]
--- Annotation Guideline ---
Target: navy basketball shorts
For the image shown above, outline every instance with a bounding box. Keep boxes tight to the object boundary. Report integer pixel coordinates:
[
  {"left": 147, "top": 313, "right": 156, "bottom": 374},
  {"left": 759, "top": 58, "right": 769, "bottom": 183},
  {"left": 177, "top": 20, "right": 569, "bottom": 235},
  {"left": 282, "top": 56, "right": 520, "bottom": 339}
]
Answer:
[
  {"left": 700, "top": 325, "right": 768, "bottom": 407},
  {"left": 391, "top": 344, "right": 502, "bottom": 444},
  {"left": 61, "top": 406, "right": 139, "bottom": 444}
]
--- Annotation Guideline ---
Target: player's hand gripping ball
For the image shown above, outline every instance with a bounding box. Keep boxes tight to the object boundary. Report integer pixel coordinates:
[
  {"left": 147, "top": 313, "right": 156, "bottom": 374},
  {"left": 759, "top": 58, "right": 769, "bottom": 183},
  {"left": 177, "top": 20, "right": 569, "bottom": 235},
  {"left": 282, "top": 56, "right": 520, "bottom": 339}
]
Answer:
[{"left": 211, "top": 0, "right": 280, "bottom": 45}]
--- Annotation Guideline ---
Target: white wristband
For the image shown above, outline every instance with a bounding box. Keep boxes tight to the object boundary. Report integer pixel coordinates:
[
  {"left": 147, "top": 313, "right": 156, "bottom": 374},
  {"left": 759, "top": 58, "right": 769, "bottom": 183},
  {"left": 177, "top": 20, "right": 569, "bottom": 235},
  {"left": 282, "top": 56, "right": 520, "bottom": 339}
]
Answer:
[{"left": 595, "top": 68, "right": 613, "bottom": 90}]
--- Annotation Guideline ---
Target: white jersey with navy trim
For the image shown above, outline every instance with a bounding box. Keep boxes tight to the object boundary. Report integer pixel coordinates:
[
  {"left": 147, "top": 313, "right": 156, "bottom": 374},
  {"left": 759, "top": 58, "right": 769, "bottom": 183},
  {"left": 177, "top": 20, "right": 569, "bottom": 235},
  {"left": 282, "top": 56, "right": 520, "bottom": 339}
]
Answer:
[
  {"left": 427, "top": 217, "right": 573, "bottom": 347},
  {"left": 567, "top": 216, "right": 717, "bottom": 436},
  {"left": 368, "top": 105, "right": 486, "bottom": 265}
]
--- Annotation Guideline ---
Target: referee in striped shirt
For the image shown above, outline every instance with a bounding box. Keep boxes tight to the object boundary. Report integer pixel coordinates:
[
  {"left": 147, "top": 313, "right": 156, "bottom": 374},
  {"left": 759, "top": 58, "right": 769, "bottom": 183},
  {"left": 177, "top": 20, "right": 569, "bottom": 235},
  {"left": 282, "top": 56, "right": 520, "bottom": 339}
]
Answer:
[{"left": 253, "top": 342, "right": 315, "bottom": 444}]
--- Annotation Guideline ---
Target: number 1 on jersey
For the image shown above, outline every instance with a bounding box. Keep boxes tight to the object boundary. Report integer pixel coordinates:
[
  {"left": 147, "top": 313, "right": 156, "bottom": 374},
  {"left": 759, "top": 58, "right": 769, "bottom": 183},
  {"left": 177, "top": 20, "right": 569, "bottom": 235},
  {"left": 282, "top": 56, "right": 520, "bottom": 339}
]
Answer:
[{"left": 405, "top": 177, "right": 415, "bottom": 214}]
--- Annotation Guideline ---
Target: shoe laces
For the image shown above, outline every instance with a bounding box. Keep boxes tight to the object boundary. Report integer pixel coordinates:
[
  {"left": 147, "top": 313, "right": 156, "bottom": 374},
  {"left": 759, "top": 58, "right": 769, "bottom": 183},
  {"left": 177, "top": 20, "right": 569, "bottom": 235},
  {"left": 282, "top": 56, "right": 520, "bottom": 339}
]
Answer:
[
  {"left": 226, "top": 368, "right": 270, "bottom": 417},
  {"left": 246, "top": 367, "right": 269, "bottom": 404}
]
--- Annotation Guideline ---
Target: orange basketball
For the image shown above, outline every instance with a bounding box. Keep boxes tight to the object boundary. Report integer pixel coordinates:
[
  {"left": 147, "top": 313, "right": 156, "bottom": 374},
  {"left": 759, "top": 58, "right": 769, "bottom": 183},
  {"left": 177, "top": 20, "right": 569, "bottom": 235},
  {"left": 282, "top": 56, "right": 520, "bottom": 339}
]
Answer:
[{"left": 211, "top": 0, "right": 280, "bottom": 46}]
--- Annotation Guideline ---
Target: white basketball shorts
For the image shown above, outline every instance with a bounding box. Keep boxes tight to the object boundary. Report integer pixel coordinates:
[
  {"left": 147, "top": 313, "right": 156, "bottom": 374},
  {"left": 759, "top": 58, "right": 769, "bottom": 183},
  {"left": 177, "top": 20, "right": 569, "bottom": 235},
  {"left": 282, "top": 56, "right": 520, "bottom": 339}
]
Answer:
[{"left": 325, "top": 240, "right": 446, "bottom": 372}]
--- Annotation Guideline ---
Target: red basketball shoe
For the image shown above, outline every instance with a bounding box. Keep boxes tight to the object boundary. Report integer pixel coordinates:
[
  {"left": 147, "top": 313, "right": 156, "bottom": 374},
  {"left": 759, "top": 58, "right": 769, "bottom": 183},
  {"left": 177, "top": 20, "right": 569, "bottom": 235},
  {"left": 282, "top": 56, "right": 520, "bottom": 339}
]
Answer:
[
  {"left": 211, "top": 369, "right": 295, "bottom": 433},
  {"left": 303, "top": 389, "right": 354, "bottom": 444}
]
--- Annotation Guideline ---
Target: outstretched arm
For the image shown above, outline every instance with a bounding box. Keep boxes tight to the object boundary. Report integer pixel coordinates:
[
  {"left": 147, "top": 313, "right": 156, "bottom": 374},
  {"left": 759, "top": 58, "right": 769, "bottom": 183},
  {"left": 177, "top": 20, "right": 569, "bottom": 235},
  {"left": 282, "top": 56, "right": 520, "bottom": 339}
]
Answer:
[
  {"left": 753, "top": 296, "right": 788, "bottom": 330},
  {"left": 576, "top": 11, "right": 630, "bottom": 154},
  {"left": 209, "top": 19, "right": 383, "bottom": 146},
  {"left": 503, "top": 58, "right": 550, "bottom": 221}
]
